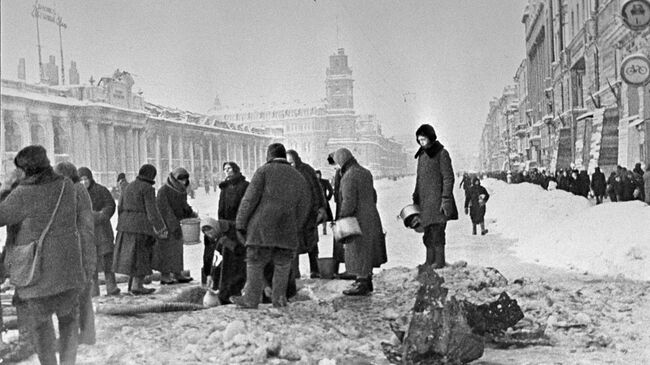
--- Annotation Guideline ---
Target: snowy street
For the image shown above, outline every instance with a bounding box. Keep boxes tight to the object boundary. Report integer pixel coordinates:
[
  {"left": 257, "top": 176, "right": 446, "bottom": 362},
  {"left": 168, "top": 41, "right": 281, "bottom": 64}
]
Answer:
[{"left": 8, "top": 174, "right": 649, "bottom": 364}]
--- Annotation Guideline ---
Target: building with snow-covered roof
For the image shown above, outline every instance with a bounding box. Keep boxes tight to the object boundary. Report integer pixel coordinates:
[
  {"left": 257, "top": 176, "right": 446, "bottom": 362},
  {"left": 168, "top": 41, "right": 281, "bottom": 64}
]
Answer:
[{"left": 209, "top": 48, "right": 409, "bottom": 178}]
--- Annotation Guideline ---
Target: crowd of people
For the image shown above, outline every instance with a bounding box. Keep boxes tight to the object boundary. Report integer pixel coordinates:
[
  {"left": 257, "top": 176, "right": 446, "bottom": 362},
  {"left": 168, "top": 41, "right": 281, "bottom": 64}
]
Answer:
[
  {"left": 481, "top": 162, "right": 650, "bottom": 205},
  {"left": 0, "top": 123, "right": 462, "bottom": 364}
]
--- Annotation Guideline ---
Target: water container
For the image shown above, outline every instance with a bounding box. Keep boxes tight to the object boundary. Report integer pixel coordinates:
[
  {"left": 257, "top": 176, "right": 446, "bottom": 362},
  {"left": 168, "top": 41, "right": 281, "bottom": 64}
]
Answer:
[
  {"left": 180, "top": 218, "right": 201, "bottom": 245},
  {"left": 317, "top": 257, "right": 336, "bottom": 279}
]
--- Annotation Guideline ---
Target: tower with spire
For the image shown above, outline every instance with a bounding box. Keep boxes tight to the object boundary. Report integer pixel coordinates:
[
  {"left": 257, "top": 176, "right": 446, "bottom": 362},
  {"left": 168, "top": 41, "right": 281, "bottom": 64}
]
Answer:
[{"left": 326, "top": 48, "right": 354, "bottom": 113}]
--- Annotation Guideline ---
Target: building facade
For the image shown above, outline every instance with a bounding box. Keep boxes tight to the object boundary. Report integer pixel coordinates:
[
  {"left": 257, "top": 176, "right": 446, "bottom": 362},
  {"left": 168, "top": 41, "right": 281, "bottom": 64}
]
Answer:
[
  {"left": 480, "top": 0, "right": 650, "bottom": 174},
  {"left": 210, "top": 49, "right": 410, "bottom": 179},
  {"left": 1, "top": 71, "right": 275, "bottom": 188}
]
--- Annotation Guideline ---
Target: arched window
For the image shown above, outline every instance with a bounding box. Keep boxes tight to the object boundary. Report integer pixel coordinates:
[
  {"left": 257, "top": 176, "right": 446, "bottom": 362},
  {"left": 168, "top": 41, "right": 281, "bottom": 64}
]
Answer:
[
  {"left": 53, "top": 118, "right": 69, "bottom": 155},
  {"left": 4, "top": 113, "right": 22, "bottom": 152},
  {"left": 30, "top": 123, "right": 45, "bottom": 146}
]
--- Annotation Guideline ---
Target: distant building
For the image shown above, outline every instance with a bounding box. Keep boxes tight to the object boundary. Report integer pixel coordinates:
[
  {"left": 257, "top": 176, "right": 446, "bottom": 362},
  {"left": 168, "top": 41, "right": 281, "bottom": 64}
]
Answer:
[
  {"left": 1, "top": 69, "right": 274, "bottom": 187},
  {"left": 210, "top": 48, "right": 409, "bottom": 178}
]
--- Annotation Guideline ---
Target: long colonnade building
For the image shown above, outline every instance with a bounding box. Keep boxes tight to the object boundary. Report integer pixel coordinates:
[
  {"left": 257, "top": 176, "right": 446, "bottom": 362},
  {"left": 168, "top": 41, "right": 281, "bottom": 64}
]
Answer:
[{"left": 1, "top": 71, "right": 276, "bottom": 188}]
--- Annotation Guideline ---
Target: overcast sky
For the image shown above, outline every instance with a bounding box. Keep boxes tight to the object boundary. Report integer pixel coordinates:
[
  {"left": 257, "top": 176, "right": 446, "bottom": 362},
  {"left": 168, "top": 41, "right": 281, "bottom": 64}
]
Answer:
[{"left": 1, "top": 0, "right": 525, "bottom": 165}]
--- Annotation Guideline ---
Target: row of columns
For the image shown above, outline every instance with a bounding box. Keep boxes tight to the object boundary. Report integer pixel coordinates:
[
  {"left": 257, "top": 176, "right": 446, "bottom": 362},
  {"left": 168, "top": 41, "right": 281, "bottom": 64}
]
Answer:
[{"left": 150, "top": 130, "right": 268, "bottom": 186}]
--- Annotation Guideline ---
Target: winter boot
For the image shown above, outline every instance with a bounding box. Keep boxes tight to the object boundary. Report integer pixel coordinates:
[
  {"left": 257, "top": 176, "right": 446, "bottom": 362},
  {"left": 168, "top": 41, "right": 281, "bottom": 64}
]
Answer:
[
  {"left": 105, "top": 272, "right": 120, "bottom": 296},
  {"left": 472, "top": 224, "right": 477, "bottom": 235},
  {"left": 433, "top": 245, "right": 446, "bottom": 269},
  {"left": 480, "top": 223, "right": 488, "bottom": 235},
  {"left": 343, "top": 278, "right": 372, "bottom": 296}
]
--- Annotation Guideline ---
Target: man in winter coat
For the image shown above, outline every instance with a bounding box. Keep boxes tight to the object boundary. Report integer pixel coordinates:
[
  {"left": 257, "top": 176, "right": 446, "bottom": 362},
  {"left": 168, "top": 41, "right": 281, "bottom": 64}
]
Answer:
[
  {"left": 591, "top": 167, "right": 607, "bottom": 204},
  {"left": 78, "top": 167, "right": 120, "bottom": 296},
  {"left": 465, "top": 177, "right": 490, "bottom": 235},
  {"left": 333, "top": 148, "right": 387, "bottom": 296},
  {"left": 153, "top": 167, "right": 197, "bottom": 284},
  {"left": 0, "top": 145, "right": 91, "bottom": 364},
  {"left": 412, "top": 124, "right": 458, "bottom": 268},
  {"left": 287, "top": 150, "right": 327, "bottom": 279},
  {"left": 231, "top": 143, "right": 311, "bottom": 308}
]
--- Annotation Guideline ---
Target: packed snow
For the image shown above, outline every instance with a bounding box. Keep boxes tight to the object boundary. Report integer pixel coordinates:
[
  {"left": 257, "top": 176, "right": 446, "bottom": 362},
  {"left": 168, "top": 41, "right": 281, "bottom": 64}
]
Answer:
[{"left": 482, "top": 178, "right": 650, "bottom": 281}]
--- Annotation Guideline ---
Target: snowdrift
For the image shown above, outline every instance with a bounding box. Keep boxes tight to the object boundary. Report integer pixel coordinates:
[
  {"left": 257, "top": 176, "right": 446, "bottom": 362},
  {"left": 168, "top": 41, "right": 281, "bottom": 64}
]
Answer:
[{"left": 483, "top": 179, "right": 650, "bottom": 281}]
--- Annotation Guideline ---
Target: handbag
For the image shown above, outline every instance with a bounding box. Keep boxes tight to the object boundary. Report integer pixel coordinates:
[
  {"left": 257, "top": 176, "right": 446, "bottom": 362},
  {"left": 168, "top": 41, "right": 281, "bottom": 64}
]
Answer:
[
  {"left": 332, "top": 216, "right": 362, "bottom": 242},
  {"left": 9, "top": 182, "right": 65, "bottom": 288}
]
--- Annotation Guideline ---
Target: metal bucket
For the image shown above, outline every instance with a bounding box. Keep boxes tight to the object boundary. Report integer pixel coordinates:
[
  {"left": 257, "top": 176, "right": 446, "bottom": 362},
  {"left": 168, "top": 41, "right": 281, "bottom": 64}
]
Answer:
[
  {"left": 180, "top": 218, "right": 201, "bottom": 245},
  {"left": 398, "top": 204, "right": 423, "bottom": 232},
  {"left": 332, "top": 217, "right": 362, "bottom": 242},
  {"left": 317, "top": 258, "right": 336, "bottom": 279}
]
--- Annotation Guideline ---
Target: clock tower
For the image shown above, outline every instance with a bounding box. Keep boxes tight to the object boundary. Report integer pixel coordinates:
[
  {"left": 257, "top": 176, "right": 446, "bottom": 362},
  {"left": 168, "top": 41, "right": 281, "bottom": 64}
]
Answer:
[{"left": 326, "top": 48, "right": 354, "bottom": 112}]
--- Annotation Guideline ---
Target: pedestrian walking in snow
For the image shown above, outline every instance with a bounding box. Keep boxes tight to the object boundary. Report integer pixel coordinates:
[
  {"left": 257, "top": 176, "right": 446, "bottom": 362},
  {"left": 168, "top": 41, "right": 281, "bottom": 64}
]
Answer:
[
  {"left": 591, "top": 167, "right": 606, "bottom": 204},
  {"left": 55, "top": 163, "right": 98, "bottom": 346},
  {"left": 465, "top": 177, "right": 490, "bottom": 235},
  {"left": 287, "top": 149, "right": 328, "bottom": 279},
  {"left": 114, "top": 164, "right": 168, "bottom": 295},
  {"left": 231, "top": 143, "right": 310, "bottom": 308},
  {"left": 459, "top": 172, "right": 472, "bottom": 214},
  {"left": 412, "top": 124, "right": 458, "bottom": 268},
  {"left": 152, "top": 167, "right": 197, "bottom": 285},
  {"left": 0, "top": 146, "right": 92, "bottom": 364},
  {"left": 333, "top": 148, "right": 387, "bottom": 296}
]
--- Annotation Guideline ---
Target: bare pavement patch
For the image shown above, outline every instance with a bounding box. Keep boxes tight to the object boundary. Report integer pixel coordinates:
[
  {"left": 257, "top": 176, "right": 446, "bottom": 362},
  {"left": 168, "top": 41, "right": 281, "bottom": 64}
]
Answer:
[{"left": 14, "top": 261, "right": 646, "bottom": 365}]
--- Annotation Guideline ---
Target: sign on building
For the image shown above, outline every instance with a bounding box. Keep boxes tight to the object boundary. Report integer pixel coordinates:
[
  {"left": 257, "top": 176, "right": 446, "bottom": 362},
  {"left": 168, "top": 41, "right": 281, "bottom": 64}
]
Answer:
[
  {"left": 620, "top": 53, "right": 650, "bottom": 86},
  {"left": 621, "top": 0, "right": 650, "bottom": 31}
]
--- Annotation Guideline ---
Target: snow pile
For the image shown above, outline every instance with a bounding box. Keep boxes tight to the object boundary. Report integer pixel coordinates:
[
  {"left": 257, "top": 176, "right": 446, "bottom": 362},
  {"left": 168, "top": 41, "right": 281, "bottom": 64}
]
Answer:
[{"left": 483, "top": 179, "right": 650, "bottom": 281}]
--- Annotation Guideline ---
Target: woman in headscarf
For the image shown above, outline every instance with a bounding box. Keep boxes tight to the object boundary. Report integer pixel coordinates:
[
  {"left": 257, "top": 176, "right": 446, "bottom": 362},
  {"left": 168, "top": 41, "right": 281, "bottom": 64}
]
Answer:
[
  {"left": 114, "top": 164, "right": 168, "bottom": 295},
  {"left": 332, "top": 148, "right": 387, "bottom": 296},
  {"left": 205, "top": 162, "right": 249, "bottom": 303},
  {"left": 153, "top": 167, "right": 197, "bottom": 284},
  {"left": 0, "top": 146, "right": 91, "bottom": 364}
]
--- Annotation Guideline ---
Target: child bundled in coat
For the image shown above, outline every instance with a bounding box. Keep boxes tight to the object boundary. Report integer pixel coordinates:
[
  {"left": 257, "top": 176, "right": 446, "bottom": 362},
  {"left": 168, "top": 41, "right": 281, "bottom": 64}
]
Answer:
[{"left": 464, "top": 177, "right": 490, "bottom": 235}]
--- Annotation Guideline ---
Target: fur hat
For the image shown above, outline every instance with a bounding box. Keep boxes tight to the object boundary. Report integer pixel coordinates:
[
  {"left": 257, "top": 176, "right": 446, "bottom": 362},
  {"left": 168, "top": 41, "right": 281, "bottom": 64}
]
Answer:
[
  {"left": 138, "top": 164, "right": 157, "bottom": 181},
  {"left": 14, "top": 145, "right": 51, "bottom": 176},
  {"left": 117, "top": 172, "right": 126, "bottom": 181},
  {"left": 55, "top": 162, "right": 80, "bottom": 183},
  {"left": 266, "top": 143, "right": 287, "bottom": 161},
  {"left": 415, "top": 124, "right": 437, "bottom": 144},
  {"left": 78, "top": 167, "right": 93, "bottom": 181}
]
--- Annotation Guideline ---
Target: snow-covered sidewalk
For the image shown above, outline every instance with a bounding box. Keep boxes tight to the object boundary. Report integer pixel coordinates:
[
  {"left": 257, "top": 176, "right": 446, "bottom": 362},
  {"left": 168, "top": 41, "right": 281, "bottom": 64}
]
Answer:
[{"left": 483, "top": 178, "right": 650, "bottom": 281}]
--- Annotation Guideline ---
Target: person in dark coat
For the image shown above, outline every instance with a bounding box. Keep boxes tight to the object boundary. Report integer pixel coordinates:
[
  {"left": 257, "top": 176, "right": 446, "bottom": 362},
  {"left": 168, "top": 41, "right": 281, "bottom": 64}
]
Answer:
[
  {"left": 412, "top": 124, "right": 458, "bottom": 268},
  {"left": 327, "top": 153, "right": 349, "bottom": 279},
  {"left": 153, "top": 167, "right": 197, "bottom": 284},
  {"left": 333, "top": 148, "right": 387, "bottom": 296},
  {"left": 76, "top": 167, "right": 120, "bottom": 296},
  {"left": 577, "top": 170, "right": 590, "bottom": 198},
  {"left": 55, "top": 162, "right": 98, "bottom": 346},
  {"left": 0, "top": 146, "right": 92, "bottom": 365},
  {"left": 231, "top": 143, "right": 311, "bottom": 308},
  {"left": 201, "top": 162, "right": 249, "bottom": 304},
  {"left": 591, "top": 167, "right": 607, "bottom": 204},
  {"left": 606, "top": 172, "right": 618, "bottom": 202},
  {"left": 315, "top": 170, "right": 334, "bottom": 235},
  {"left": 114, "top": 164, "right": 168, "bottom": 295},
  {"left": 632, "top": 163, "right": 645, "bottom": 202},
  {"left": 287, "top": 149, "right": 327, "bottom": 279},
  {"left": 201, "top": 217, "right": 247, "bottom": 305},
  {"left": 201, "top": 162, "right": 248, "bottom": 287},
  {"left": 464, "top": 177, "right": 490, "bottom": 235},
  {"left": 568, "top": 170, "right": 580, "bottom": 196}
]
